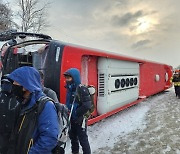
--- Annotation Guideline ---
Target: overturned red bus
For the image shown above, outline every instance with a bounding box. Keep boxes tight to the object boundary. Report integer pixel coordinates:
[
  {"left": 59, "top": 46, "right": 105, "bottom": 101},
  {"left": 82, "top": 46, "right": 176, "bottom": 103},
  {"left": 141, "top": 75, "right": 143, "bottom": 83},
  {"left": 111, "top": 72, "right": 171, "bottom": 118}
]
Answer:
[{"left": 0, "top": 31, "right": 173, "bottom": 125}]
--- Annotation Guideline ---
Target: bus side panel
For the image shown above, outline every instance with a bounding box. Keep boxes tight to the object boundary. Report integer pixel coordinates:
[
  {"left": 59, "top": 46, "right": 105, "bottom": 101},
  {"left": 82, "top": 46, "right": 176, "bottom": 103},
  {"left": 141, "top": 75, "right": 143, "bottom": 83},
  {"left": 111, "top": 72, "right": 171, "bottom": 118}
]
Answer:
[
  {"left": 139, "top": 62, "right": 170, "bottom": 97},
  {"left": 60, "top": 46, "right": 82, "bottom": 104},
  {"left": 59, "top": 44, "right": 172, "bottom": 124}
]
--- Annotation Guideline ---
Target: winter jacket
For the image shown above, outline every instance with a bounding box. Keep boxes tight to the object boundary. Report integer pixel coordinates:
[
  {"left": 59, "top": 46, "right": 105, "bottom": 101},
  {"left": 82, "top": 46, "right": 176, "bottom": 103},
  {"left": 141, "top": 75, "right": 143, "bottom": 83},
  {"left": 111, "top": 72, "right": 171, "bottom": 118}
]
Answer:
[
  {"left": 8, "top": 66, "right": 59, "bottom": 154},
  {"left": 171, "top": 74, "right": 180, "bottom": 86},
  {"left": 64, "top": 68, "right": 91, "bottom": 122},
  {"left": 0, "top": 89, "right": 19, "bottom": 154}
]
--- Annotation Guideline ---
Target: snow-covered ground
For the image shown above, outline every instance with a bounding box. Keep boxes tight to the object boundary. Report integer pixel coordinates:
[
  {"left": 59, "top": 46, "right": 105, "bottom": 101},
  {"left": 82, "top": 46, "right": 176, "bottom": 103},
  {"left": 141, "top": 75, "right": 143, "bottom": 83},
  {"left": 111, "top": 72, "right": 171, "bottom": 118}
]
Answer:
[
  {"left": 88, "top": 100, "right": 149, "bottom": 151},
  {"left": 66, "top": 87, "right": 180, "bottom": 154}
]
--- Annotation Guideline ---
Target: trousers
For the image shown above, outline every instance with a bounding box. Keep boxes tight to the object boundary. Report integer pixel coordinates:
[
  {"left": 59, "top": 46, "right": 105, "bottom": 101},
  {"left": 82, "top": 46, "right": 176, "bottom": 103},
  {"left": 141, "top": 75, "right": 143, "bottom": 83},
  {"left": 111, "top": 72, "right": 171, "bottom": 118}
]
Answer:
[{"left": 69, "top": 120, "right": 91, "bottom": 154}]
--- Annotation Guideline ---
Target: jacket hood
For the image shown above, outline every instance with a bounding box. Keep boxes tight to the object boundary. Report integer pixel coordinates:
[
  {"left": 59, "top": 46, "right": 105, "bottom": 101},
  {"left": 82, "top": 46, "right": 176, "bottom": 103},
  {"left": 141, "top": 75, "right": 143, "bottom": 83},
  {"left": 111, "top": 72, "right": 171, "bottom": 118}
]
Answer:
[
  {"left": 8, "top": 66, "right": 42, "bottom": 93},
  {"left": 64, "top": 68, "right": 81, "bottom": 86}
]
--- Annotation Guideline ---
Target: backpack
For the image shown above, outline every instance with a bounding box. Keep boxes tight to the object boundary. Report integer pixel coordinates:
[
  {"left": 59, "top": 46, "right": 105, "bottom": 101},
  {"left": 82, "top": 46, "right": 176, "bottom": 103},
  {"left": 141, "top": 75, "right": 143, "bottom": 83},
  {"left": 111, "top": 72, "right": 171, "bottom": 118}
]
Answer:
[
  {"left": 37, "top": 96, "right": 69, "bottom": 154},
  {"left": 76, "top": 84, "right": 95, "bottom": 119}
]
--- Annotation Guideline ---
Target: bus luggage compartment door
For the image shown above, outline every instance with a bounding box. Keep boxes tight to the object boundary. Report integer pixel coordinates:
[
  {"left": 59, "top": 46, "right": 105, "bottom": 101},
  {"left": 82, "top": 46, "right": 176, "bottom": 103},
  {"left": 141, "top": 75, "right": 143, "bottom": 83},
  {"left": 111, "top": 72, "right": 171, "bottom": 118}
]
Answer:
[{"left": 97, "top": 58, "right": 139, "bottom": 115}]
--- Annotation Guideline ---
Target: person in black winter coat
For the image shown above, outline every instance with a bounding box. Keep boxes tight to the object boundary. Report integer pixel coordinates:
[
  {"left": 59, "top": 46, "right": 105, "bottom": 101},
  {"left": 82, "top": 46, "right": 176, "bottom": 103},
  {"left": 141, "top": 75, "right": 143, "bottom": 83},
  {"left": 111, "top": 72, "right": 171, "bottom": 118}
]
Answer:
[
  {"left": 171, "top": 72, "right": 180, "bottom": 98},
  {"left": 64, "top": 68, "right": 91, "bottom": 154},
  {"left": 0, "top": 76, "right": 19, "bottom": 154}
]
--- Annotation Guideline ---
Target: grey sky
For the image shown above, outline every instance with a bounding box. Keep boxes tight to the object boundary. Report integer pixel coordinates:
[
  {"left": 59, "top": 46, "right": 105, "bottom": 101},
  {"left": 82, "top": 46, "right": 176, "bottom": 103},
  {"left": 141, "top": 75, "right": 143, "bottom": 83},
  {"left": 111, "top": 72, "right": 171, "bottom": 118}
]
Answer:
[{"left": 9, "top": 0, "right": 180, "bottom": 67}]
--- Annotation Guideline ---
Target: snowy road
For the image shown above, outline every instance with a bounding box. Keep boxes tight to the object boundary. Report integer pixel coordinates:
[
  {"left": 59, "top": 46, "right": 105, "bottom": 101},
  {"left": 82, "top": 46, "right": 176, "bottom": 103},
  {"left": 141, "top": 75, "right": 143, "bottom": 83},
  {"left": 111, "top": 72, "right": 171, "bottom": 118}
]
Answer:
[
  {"left": 88, "top": 87, "right": 180, "bottom": 154},
  {"left": 66, "top": 88, "right": 180, "bottom": 154}
]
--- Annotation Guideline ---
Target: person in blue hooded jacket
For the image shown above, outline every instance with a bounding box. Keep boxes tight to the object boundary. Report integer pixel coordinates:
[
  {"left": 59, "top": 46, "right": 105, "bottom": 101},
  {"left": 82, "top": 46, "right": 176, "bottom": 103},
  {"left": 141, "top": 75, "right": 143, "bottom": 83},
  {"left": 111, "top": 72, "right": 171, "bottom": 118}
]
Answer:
[
  {"left": 7, "top": 66, "right": 59, "bottom": 154},
  {"left": 64, "top": 68, "right": 91, "bottom": 154}
]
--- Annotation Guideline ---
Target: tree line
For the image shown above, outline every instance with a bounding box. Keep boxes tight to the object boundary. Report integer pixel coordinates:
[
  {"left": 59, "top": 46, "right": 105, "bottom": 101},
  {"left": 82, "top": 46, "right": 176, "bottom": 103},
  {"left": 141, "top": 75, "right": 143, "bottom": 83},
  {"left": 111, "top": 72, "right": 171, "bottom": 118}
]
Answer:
[{"left": 0, "top": 0, "right": 50, "bottom": 33}]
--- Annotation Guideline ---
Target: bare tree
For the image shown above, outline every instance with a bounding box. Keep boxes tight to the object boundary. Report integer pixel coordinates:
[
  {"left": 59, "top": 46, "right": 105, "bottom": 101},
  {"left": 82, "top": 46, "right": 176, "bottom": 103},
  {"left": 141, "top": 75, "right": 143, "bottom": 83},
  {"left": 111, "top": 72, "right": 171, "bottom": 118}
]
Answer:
[
  {"left": 16, "top": 0, "right": 50, "bottom": 33},
  {"left": 0, "top": 1, "right": 13, "bottom": 32}
]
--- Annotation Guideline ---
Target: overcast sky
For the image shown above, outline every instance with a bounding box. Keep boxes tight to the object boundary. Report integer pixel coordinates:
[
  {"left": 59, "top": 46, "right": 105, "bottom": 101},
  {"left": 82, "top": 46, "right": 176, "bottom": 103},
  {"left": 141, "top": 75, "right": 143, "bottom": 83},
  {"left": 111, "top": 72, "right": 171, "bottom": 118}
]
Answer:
[{"left": 9, "top": 0, "right": 180, "bottom": 67}]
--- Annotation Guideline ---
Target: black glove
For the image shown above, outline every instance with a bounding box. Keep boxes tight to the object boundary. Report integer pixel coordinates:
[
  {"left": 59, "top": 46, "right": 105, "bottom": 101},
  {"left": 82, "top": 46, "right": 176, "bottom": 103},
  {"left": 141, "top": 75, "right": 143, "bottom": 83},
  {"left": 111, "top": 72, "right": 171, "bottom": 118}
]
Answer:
[{"left": 52, "top": 144, "right": 65, "bottom": 154}]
